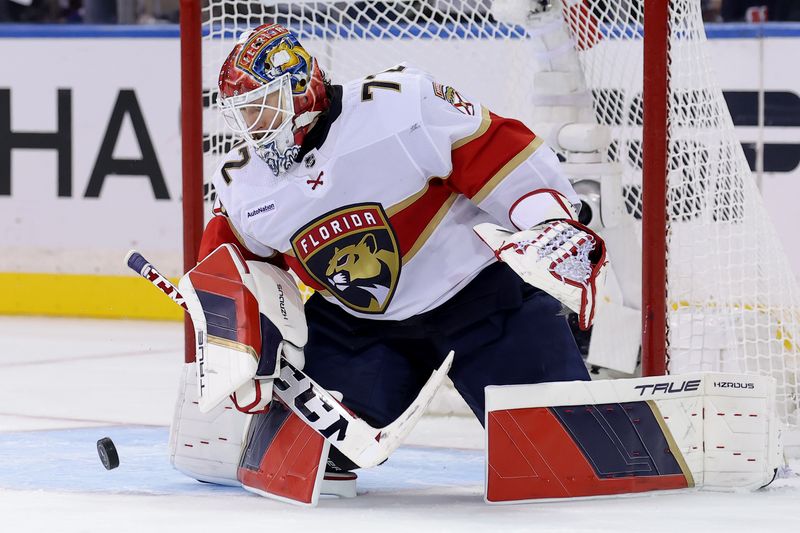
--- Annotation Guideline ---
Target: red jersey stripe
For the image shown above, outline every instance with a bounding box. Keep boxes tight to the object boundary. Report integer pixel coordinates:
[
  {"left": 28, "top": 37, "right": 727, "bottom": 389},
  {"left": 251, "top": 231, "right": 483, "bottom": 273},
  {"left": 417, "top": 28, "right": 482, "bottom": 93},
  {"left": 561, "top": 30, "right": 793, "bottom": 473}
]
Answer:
[
  {"left": 199, "top": 215, "right": 267, "bottom": 263},
  {"left": 450, "top": 111, "right": 539, "bottom": 200},
  {"left": 387, "top": 177, "right": 454, "bottom": 258}
]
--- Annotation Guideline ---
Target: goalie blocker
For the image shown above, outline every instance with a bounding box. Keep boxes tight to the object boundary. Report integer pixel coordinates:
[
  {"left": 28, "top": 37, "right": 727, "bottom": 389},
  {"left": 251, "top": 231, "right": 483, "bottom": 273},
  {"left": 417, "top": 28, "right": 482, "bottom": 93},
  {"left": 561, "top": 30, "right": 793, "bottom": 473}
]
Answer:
[
  {"left": 177, "top": 243, "right": 308, "bottom": 414},
  {"left": 485, "top": 372, "right": 783, "bottom": 503}
]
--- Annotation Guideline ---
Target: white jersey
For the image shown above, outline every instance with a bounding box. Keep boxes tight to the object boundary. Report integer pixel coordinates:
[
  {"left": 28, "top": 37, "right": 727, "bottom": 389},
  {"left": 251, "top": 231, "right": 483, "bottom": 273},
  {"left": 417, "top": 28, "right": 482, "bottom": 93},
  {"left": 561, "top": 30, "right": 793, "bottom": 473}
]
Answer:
[{"left": 211, "top": 65, "right": 577, "bottom": 321}]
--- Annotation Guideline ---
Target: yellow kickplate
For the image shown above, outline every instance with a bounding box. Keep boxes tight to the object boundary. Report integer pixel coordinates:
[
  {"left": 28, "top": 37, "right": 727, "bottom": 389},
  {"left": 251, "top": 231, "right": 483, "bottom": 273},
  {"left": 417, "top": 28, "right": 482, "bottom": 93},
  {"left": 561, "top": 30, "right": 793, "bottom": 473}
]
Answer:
[{"left": 0, "top": 272, "right": 182, "bottom": 321}]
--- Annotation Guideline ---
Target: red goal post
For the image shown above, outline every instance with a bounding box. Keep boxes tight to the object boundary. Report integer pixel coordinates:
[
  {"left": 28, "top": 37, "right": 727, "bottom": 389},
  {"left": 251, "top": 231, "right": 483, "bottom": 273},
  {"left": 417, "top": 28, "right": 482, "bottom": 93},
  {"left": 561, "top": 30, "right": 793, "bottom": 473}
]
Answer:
[
  {"left": 641, "top": 0, "right": 669, "bottom": 377},
  {"left": 180, "top": 0, "right": 203, "bottom": 363},
  {"left": 179, "top": 0, "right": 800, "bottom": 428}
]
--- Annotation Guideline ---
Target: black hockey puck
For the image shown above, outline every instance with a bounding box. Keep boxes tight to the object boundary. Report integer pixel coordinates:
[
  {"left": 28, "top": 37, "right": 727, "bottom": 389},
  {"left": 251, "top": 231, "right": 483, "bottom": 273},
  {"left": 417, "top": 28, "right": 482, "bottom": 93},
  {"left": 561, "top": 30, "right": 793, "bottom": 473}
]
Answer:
[{"left": 97, "top": 437, "right": 120, "bottom": 470}]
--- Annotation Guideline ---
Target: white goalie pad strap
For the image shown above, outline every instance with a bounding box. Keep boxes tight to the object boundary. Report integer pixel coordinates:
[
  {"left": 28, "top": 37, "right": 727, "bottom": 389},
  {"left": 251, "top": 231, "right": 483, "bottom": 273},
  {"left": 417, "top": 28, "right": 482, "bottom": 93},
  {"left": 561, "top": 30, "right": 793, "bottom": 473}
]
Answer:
[
  {"left": 230, "top": 378, "right": 274, "bottom": 414},
  {"left": 169, "top": 363, "right": 251, "bottom": 486},
  {"left": 508, "top": 189, "right": 578, "bottom": 231},
  {"left": 474, "top": 219, "right": 606, "bottom": 330},
  {"left": 484, "top": 372, "right": 781, "bottom": 503}
]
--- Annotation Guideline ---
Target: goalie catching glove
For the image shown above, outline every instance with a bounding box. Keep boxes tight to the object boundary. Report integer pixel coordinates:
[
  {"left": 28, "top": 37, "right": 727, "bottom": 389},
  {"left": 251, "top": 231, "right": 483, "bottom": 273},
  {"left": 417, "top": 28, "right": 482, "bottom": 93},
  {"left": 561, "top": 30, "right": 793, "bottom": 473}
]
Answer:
[
  {"left": 474, "top": 189, "right": 607, "bottom": 330},
  {"left": 178, "top": 244, "right": 307, "bottom": 413}
]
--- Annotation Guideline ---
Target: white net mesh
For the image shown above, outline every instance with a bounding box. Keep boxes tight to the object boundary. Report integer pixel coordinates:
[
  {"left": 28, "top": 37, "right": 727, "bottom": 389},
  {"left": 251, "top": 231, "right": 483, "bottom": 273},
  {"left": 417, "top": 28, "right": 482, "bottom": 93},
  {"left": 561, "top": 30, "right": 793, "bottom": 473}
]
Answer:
[
  {"left": 200, "top": 0, "right": 800, "bottom": 426},
  {"left": 560, "top": 0, "right": 800, "bottom": 427}
]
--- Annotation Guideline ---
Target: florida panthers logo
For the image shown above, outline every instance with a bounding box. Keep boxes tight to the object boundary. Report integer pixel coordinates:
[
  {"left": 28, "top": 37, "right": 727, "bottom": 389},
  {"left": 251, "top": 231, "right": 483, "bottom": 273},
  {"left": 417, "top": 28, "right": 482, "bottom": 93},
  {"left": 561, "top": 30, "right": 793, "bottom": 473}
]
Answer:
[
  {"left": 326, "top": 233, "right": 396, "bottom": 308},
  {"left": 291, "top": 204, "right": 401, "bottom": 314}
]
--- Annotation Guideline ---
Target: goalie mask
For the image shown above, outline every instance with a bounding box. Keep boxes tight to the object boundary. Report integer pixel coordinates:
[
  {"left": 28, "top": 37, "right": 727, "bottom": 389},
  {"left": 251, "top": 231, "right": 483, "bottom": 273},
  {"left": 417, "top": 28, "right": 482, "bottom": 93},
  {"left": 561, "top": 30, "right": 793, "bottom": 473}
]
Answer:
[{"left": 218, "top": 23, "right": 330, "bottom": 175}]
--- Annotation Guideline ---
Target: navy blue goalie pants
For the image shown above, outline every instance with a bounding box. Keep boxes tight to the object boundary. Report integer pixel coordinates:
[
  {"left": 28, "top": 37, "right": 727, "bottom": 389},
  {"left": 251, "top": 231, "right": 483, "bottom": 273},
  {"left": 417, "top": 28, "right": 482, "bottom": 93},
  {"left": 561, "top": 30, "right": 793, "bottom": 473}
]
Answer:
[{"left": 301, "top": 262, "right": 589, "bottom": 429}]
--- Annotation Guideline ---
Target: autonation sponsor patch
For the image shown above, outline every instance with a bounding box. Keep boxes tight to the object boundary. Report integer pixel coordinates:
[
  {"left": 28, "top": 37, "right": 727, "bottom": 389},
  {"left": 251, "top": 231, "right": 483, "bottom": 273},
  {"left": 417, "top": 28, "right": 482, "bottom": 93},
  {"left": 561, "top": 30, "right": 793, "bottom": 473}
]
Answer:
[{"left": 247, "top": 202, "right": 276, "bottom": 218}]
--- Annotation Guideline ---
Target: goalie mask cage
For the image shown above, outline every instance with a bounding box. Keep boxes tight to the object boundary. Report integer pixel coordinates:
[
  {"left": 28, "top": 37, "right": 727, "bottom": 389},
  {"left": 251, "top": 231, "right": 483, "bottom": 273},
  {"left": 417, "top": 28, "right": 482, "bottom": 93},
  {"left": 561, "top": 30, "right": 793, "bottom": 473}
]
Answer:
[{"left": 180, "top": 0, "right": 800, "bottom": 430}]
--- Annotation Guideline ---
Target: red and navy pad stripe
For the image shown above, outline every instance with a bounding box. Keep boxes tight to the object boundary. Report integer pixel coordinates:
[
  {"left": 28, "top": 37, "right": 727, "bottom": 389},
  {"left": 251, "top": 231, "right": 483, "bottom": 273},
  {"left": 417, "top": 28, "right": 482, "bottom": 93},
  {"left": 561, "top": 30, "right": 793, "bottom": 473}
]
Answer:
[
  {"left": 189, "top": 246, "right": 262, "bottom": 359},
  {"left": 550, "top": 402, "right": 684, "bottom": 479},
  {"left": 486, "top": 401, "right": 691, "bottom": 502},
  {"left": 238, "top": 401, "right": 327, "bottom": 505},
  {"left": 195, "top": 289, "right": 240, "bottom": 342},
  {"left": 450, "top": 112, "right": 535, "bottom": 200}
]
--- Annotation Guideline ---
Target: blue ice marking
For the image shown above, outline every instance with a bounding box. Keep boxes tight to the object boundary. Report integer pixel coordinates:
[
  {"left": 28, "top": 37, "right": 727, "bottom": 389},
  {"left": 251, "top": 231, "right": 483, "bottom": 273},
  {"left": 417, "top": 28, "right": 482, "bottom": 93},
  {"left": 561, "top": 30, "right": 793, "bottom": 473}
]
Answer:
[{"left": 0, "top": 426, "right": 483, "bottom": 496}]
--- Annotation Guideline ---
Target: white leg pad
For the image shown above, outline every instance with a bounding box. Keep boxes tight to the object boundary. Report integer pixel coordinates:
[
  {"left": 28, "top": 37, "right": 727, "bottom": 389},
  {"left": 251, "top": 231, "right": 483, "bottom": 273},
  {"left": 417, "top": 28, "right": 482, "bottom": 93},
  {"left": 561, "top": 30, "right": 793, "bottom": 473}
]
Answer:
[
  {"left": 169, "top": 363, "right": 250, "bottom": 486},
  {"left": 485, "top": 372, "right": 783, "bottom": 503},
  {"left": 703, "top": 383, "right": 782, "bottom": 490},
  {"left": 170, "top": 363, "right": 359, "bottom": 502}
]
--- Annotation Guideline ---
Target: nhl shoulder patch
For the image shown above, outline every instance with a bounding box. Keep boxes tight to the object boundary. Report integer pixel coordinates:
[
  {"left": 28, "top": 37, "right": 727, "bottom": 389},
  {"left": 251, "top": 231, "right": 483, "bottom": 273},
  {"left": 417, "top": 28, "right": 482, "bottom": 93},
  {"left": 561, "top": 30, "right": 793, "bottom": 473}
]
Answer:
[{"left": 432, "top": 81, "right": 475, "bottom": 116}]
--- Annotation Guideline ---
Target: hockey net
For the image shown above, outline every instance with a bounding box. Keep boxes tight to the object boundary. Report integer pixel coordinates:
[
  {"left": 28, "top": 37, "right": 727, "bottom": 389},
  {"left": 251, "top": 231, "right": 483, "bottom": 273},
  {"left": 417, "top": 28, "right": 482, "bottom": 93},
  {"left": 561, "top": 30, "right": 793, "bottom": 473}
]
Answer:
[{"left": 197, "top": 0, "right": 800, "bottom": 427}]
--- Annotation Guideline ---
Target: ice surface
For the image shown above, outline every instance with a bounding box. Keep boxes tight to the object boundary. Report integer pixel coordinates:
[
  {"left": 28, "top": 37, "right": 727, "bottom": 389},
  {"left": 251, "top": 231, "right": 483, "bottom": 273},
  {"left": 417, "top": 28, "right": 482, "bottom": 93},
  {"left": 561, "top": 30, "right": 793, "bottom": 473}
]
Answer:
[{"left": 1, "top": 317, "right": 799, "bottom": 533}]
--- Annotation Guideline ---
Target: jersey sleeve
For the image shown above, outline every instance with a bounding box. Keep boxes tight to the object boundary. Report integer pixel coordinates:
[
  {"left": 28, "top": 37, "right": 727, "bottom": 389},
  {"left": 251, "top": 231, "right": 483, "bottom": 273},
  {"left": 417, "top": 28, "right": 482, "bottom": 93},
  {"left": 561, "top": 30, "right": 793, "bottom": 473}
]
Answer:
[
  {"left": 416, "top": 74, "right": 578, "bottom": 229},
  {"left": 198, "top": 207, "right": 269, "bottom": 263}
]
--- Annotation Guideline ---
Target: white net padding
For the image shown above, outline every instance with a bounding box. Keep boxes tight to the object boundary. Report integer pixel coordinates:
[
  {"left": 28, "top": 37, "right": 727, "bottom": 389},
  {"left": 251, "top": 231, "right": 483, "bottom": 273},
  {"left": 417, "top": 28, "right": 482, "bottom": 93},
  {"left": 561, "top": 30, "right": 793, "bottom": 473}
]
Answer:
[{"left": 199, "top": 0, "right": 800, "bottom": 426}]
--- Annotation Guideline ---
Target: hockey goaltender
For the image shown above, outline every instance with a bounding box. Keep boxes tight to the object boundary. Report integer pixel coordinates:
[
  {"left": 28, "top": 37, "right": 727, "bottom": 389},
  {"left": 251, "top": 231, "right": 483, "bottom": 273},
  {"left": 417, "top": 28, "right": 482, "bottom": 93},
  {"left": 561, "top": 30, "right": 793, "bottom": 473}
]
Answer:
[{"left": 163, "top": 22, "right": 781, "bottom": 506}]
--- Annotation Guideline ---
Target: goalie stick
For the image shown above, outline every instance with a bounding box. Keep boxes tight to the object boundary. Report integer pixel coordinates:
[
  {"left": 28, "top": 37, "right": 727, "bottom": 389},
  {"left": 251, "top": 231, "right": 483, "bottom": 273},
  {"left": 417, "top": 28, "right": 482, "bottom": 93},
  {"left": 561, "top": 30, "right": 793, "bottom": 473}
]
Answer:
[{"left": 125, "top": 250, "right": 453, "bottom": 469}]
